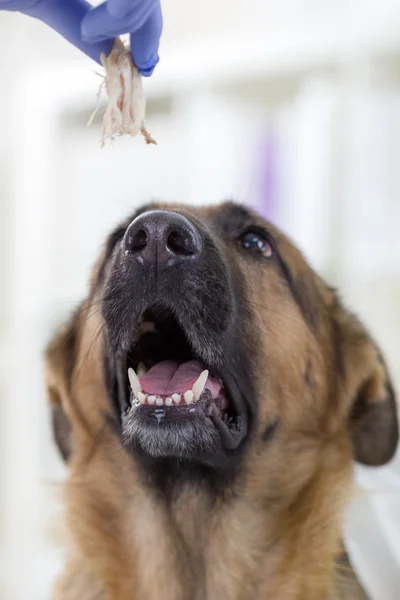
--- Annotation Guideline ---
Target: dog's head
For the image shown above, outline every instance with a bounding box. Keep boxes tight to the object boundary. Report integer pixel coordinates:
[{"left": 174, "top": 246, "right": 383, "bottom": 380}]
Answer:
[{"left": 46, "top": 202, "right": 398, "bottom": 491}]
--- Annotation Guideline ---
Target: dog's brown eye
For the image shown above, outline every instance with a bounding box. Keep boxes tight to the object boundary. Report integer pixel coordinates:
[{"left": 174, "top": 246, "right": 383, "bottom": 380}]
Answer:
[{"left": 241, "top": 231, "right": 273, "bottom": 258}]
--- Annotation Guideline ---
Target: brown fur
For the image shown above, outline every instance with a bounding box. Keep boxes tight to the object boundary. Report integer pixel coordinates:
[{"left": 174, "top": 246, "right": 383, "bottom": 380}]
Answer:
[{"left": 45, "top": 202, "right": 397, "bottom": 600}]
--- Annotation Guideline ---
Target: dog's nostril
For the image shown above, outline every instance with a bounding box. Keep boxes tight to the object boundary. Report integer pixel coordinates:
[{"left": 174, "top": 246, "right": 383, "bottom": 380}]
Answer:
[
  {"left": 167, "top": 230, "right": 195, "bottom": 256},
  {"left": 127, "top": 229, "right": 147, "bottom": 253}
]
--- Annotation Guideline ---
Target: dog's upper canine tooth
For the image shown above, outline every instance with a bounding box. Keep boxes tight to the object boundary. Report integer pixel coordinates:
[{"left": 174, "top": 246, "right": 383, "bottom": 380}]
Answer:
[
  {"left": 184, "top": 390, "right": 194, "bottom": 404},
  {"left": 137, "top": 362, "right": 147, "bottom": 377},
  {"left": 192, "top": 369, "right": 209, "bottom": 401},
  {"left": 128, "top": 367, "right": 142, "bottom": 395},
  {"left": 138, "top": 321, "right": 156, "bottom": 334}
]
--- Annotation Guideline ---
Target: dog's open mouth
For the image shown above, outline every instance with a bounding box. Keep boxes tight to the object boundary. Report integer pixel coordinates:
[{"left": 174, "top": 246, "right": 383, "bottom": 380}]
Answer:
[
  {"left": 115, "top": 305, "right": 246, "bottom": 451},
  {"left": 129, "top": 360, "right": 225, "bottom": 411}
]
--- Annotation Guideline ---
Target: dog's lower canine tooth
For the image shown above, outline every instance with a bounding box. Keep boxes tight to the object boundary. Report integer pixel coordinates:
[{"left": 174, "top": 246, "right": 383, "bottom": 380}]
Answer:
[
  {"left": 148, "top": 395, "right": 156, "bottom": 405},
  {"left": 137, "top": 392, "right": 147, "bottom": 404},
  {"left": 128, "top": 367, "right": 142, "bottom": 395},
  {"left": 184, "top": 390, "right": 194, "bottom": 404},
  {"left": 192, "top": 369, "right": 209, "bottom": 400},
  {"left": 172, "top": 394, "right": 181, "bottom": 405}
]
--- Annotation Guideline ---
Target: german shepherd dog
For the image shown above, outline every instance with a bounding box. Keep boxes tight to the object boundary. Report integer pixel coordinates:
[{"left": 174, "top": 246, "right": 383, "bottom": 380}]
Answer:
[{"left": 46, "top": 202, "right": 398, "bottom": 600}]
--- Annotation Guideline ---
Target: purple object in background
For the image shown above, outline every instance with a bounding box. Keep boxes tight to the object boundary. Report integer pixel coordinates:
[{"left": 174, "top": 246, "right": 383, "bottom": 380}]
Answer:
[{"left": 253, "top": 130, "right": 278, "bottom": 223}]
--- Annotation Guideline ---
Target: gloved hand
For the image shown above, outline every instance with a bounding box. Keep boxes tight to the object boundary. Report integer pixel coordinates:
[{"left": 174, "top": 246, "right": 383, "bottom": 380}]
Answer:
[
  {"left": 81, "top": 0, "right": 162, "bottom": 75},
  {"left": 0, "top": 0, "right": 114, "bottom": 63},
  {"left": 0, "top": 0, "right": 162, "bottom": 74}
]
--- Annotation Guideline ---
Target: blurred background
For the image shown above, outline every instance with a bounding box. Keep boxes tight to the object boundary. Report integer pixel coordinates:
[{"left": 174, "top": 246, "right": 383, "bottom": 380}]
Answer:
[{"left": 1, "top": 0, "right": 400, "bottom": 598}]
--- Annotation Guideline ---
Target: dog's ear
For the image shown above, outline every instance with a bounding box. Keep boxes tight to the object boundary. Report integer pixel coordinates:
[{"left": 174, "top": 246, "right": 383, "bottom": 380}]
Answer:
[
  {"left": 45, "top": 309, "right": 81, "bottom": 462},
  {"left": 334, "top": 303, "right": 398, "bottom": 466}
]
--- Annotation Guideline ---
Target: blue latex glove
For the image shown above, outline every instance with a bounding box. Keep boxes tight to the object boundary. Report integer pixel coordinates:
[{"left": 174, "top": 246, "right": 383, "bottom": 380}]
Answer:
[
  {"left": 81, "top": 0, "right": 162, "bottom": 75},
  {"left": 0, "top": 0, "right": 162, "bottom": 74},
  {"left": 0, "top": 0, "right": 114, "bottom": 63}
]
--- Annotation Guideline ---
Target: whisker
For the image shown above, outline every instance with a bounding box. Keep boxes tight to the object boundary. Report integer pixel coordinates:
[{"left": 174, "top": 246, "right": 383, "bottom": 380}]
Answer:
[
  {"left": 54, "top": 305, "right": 103, "bottom": 355},
  {"left": 62, "top": 323, "right": 109, "bottom": 463},
  {"left": 244, "top": 299, "right": 302, "bottom": 325},
  {"left": 76, "top": 322, "right": 105, "bottom": 382},
  {"left": 236, "top": 301, "right": 309, "bottom": 351},
  {"left": 234, "top": 302, "right": 297, "bottom": 357}
]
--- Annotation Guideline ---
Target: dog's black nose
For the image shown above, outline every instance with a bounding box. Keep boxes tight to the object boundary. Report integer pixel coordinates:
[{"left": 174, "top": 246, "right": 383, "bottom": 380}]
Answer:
[{"left": 123, "top": 210, "right": 202, "bottom": 267}]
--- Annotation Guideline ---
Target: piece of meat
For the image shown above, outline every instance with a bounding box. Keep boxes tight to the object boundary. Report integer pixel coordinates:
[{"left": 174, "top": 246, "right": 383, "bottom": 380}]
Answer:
[{"left": 88, "top": 38, "right": 156, "bottom": 147}]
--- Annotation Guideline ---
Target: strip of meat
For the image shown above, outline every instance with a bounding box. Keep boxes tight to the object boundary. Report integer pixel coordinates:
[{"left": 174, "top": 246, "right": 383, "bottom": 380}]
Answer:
[{"left": 88, "top": 39, "right": 156, "bottom": 147}]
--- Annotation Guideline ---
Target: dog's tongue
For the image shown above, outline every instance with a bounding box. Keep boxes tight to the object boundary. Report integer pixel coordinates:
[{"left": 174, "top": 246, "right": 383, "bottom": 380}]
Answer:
[{"left": 139, "top": 360, "right": 221, "bottom": 398}]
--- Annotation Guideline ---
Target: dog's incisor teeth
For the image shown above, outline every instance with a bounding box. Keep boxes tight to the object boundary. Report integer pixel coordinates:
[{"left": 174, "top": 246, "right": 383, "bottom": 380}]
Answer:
[
  {"left": 156, "top": 397, "right": 163, "bottom": 406},
  {"left": 165, "top": 397, "right": 173, "bottom": 406},
  {"left": 128, "top": 367, "right": 142, "bottom": 395},
  {"left": 137, "top": 362, "right": 147, "bottom": 377},
  {"left": 184, "top": 390, "right": 194, "bottom": 404},
  {"left": 172, "top": 394, "right": 181, "bottom": 405},
  {"left": 148, "top": 395, "right": 156, "bottom": 405},
  {"left": 192, "top": 369, "right": 209, "bottom": 400}
]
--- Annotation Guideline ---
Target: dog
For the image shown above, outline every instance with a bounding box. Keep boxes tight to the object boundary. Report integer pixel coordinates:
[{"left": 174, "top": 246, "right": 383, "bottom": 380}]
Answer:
[{"left": 46, "top": 201, "right": 398, "bottom": 600}]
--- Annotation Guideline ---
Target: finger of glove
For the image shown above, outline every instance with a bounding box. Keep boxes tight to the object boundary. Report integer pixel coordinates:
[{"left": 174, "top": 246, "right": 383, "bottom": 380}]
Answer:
[
  {"left": 81, "top": 0, "right": 154, "bottom": 41},
  {"left": 129, "top": 3, "right": 161, "bottom": 76},
  {"left": 106, "top": 0, "right": 158, "bottom": 20},
  {"left": 0, "top": 0, "right": 44, "bottom": 11},
  {"left": 23, "top": 0, "right": 114, "bottom": 63}
]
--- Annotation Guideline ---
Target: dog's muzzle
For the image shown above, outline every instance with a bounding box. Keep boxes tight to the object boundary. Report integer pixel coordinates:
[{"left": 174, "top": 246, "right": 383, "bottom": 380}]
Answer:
[{"left": 102, "top": 209, "right": 250, "bottom": 462}]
